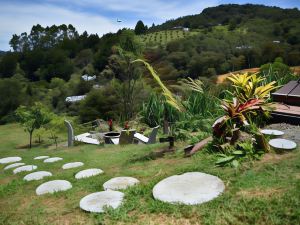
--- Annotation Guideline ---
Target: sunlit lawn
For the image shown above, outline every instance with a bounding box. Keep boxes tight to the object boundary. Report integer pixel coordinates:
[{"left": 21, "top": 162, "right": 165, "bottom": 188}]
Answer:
[{"left": 0, "top": 123, "right": 299, "bottom": 225}]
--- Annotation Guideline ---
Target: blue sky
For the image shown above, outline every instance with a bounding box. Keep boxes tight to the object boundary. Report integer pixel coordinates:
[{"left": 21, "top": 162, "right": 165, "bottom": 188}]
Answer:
[{"left": 0, "top": 0, "right": 299, "bottom": 50}]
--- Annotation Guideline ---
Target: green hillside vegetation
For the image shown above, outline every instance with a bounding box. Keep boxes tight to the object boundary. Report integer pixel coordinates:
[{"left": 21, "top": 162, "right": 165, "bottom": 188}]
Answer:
[
  {"left": 0, "top": 4, "right": 299, "bottom": 125},
  {"left": 139, "top": 29, "right": 199, "bottom": 45}
]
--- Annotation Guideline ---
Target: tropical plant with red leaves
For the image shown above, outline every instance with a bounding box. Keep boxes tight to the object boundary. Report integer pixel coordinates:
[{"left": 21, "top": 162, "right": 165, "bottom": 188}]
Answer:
[{"left": 213, "top": 73, "right": 277, "bottom": 140}]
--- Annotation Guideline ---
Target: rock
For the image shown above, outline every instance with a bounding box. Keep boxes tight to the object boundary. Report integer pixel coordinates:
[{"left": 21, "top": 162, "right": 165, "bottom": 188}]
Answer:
[
  {"left": 13, "top": 165, "right": 37, "bottom": 174},
  {"left": 103, "top": 177, "right": 140, "bottom": 190},
  {"left": 43, "top": 157, "right": 63, "bottom": 163},
  {"left": 153, "top": 172, "right": 225, "bottom": 205},
  {"left": 24, "top": 171, "right": 52, "bottom": 181},
  {"left": 62, "top": 162, "right": 84, "bottom": 170},
  {"left": 261, "top": 129, "right": 284, "bottom": 136},
  {"left": 34, "top": 156, "right": 49, "bottom": 160},
  {"left": 79, "top": 191, "right": 124, "bottom": 213},
  {"left": 4, "top": 162, "right": 25, "bottom": 170},
  {"left": 75, "top": 168, "right": 103, "bottom": 179},
  {"left": 0, "top": 157, "right": 22, "bottom": 164},
  {"left": 36, "top": 180, "right": 72, "bottom": 195},
  {"left": 269, "top": 138, "right": 297, "bottom": 150}
]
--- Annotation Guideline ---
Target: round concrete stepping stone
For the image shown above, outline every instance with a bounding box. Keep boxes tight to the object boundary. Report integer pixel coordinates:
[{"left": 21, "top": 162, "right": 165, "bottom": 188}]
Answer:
[
  {"left": 36, "top": 180, "right": 72, "bottom": 195},
  {"left": 79, "top": 190, "right": 124, "bottom": 213},
  {"left": 62, "top": 162, "right": 84, "bottom": 170},
  {"left": 34, "top": 156, "right": 49, "bottom": 160},
  {"left": 4, "top": 162, "right": 25, "bottom": 170},
  {"left": 75, "top": 168, "right": 103, "bottom": 179},
  {"left": 103, "top": 177, "right": 140, "bottom": 190},
  {"left": 269, "top": 138, "right": 297, "bottom": 150},
  {"left": 261, "top": 129, "right": 284, "bottom": 136},
  {"left": 24, "top": 171, "right": 52, "bottom": 181},
  {"left": 13, "top": 165, "right": 37, "bottom": 174},
  {"left": 43, "top": 157, "right": 63, "bottom": 163},
  {"left": 153, "top": 172, "right": 225, "bottom": 205},
  {"left": 0, "top": 157, "right": 22, "bottom": 164}
]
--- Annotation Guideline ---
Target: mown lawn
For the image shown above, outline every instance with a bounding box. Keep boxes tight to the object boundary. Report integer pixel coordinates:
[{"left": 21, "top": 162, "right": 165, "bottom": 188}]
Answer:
[{"left": 0, "top": 123, "right": 299, "bottom": 225}]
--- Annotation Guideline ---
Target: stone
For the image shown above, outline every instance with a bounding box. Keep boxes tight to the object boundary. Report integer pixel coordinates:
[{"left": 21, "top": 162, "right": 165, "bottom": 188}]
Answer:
[
  {"left": 75, "top": 168, "right": 103, "bottom": 179},
  {"left": 34, "top": 156, "right": 49, "bottom": 160},
  {"left": 65, "top": 120, "right": 74, "bottom": 147},
  {"left": 261, "top": 129, "right": 284, "bottom": 136},
  {"left": 103, "top": 177, "right": 140, "bottom": 190},
  {"left": 44, "top": 157, "right": 63, "bottom": 163},
  {"left": 24, "top": 171, "right": 52, "bottom": 181},
  {"left": 0, "top": 157, "right": 22, "bottom": 164},
  {"left": 4, "top": 162, "right": 25, "bottom": 170},
  {"left": 152, "top": 172, "right": 225, "bottom": 205},
  {"left": 62, "top": 162, "right": 84, "bottom": 170},
  {"left": 13, "top": 165, "right": 37, "bottom": 174},
  {"left": 79, "top": 191, "right": 124, "bottom": 213},
  {"left": 36, "top": 180, "right": 72, "bottom": 195},
  {"left": 269, "top": 138, "right": 297, "bottom": 150}
]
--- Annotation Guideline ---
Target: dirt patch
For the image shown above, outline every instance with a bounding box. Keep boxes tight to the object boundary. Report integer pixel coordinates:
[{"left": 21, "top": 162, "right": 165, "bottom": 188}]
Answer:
[
  {"left": 115, "top": 213, "right": 201, "bottom": 225},
  {"left": 237, "top": 188, "right": 284, "bottom": 199},
  {"left": 259, "top": 152, "right": 294, "bottom": 164}
]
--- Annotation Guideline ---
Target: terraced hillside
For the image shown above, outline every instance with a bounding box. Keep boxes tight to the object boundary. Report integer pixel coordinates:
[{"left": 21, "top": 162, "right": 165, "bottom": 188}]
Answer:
[{"left": 139, "top": 30, "right": 199, "bottom": 45}]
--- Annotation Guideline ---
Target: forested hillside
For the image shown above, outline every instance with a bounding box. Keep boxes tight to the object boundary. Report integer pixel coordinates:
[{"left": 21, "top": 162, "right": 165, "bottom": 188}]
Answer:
[{"left": 0, "top": 4, "right": 299, "bottom": 124}]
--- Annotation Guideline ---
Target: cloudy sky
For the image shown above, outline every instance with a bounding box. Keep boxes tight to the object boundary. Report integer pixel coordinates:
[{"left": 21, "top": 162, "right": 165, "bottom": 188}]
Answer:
[{"left": 0, "top": 0, "right": 300, "bottom": 50}]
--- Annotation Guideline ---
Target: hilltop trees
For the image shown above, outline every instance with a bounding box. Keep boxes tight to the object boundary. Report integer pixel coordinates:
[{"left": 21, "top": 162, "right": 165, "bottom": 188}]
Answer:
[{"left": 134, "top": 20, "right": 147, "bottom": 35}]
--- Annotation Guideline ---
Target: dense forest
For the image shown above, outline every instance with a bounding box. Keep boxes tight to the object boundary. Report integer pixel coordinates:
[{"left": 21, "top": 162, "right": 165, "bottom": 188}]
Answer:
[{"left": 0, "top": 4, "right": 300, "bottom": 124}]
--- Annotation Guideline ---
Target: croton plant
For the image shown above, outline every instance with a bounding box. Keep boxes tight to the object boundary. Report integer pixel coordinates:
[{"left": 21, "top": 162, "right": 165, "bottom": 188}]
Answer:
[{"left": 213, "top": 72, "right": 278, "bottom": 139}]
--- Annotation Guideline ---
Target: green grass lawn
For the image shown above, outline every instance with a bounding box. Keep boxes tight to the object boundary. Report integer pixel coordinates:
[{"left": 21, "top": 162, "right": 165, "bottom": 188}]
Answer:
[{"left": 0, "top": 123, "right": 299, "bottom": 225}]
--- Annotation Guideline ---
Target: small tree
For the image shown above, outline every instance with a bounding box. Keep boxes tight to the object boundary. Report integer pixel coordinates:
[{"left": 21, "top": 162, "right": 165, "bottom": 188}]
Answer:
[
  {"left": 45, "top": 115, "right": 65, "bottom": 149},
  {"left": 16, "top": 103, "right": 51, "bottom": 148}
]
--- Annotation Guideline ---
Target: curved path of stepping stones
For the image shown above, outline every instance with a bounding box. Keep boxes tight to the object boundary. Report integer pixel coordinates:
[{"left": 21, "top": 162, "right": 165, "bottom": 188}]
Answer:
[
  {"left": 24, "top": 171, "right": 52, "bottom": 181},
  {"left": 4, "top": 162, "right": 25, "bottom": 170},
  {"left": 80, "top": 191, "right": 124, "bottom": 213},
  {"left": 13, "top": 165, "right": 37, "bottom": 174},
  {"left": 152, "top": 172, "right": 225, "bottom": 205},
  {"left": 103, "top": 177, "right": 140, "bottom": 190},
  {"left": 0, "top": 156, "right": 22, "bottom": 164},
  {"left": 62, "top": 162, "right": 84, "bottom": 170},
  {"left": 75, "top": 168, "right": 103, "bottom": 179},
  {"left": 1, "top": 154, "right": 228, "bottom": 214}
]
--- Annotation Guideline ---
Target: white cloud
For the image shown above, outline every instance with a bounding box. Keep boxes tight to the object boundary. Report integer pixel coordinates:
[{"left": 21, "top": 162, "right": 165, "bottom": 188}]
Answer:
[
  {"left": 0, "top": 0, "right": 221, "bottom": 50},
  {"left": 0, "top": 2, "right": 131, "bottom": 50}
]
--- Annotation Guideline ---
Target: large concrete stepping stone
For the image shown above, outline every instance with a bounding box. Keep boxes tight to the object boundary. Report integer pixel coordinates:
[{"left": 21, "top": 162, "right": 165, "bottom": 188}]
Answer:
[
  {"left": 153, "top": 172, "right": 225, "bottom": 205},
  {"left": 34, "top": 156, "right": 49, "bottom": 160},
  {"left": 24, "top": 171, "right": 52, "bottom": 181},
  {"left": 44, "top": 157, "right": 63, "bottom": 163},
  {"left": 75, "top": 168, "right": 103, "bottom": 179},
  {"left": 13, "top": 165, "right": 37, "bottom": 174},
  {"left": 62, "top": 162, "right": 84, "bottom": 170},
  {"left": 261, "top": 129, "right": 284, "bottom": 136},
  {"left": 269, "top": 138, "right": 297, "bottom": 150},
  {"left": 79, "top": 190, "right": 124, "bottom": 213},
  {"left": 0, "top": 157, "right": 22, "bottom": 164},
  {"left": 36, "top": 180, "right": 72, "bottom": 195},
  {"left": 4, "top": 162, "right": 25, "bottom": 170},
  {"left": 103, "top": 177, "right": 140, "bottom": 190}
]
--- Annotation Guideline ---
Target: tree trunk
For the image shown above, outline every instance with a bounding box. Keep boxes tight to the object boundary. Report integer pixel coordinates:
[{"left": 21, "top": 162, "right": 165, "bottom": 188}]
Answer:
[{"left": 29, "top": 131, "right": 33, "bottom": 149}]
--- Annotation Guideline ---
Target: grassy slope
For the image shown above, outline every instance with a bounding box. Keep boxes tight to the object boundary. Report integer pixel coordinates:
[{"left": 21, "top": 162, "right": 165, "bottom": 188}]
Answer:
[
  {"left": 0, "top": 123, "right": 299, "bottom": 225},
  {"left": 139, "top": 30, "right": 199, "bottom": 46}
]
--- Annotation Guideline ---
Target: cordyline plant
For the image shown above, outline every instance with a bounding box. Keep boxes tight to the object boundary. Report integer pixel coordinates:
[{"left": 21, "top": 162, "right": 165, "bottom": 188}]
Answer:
[{"left": 213, "top": 72, "right": 278, "bottom": 140}]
